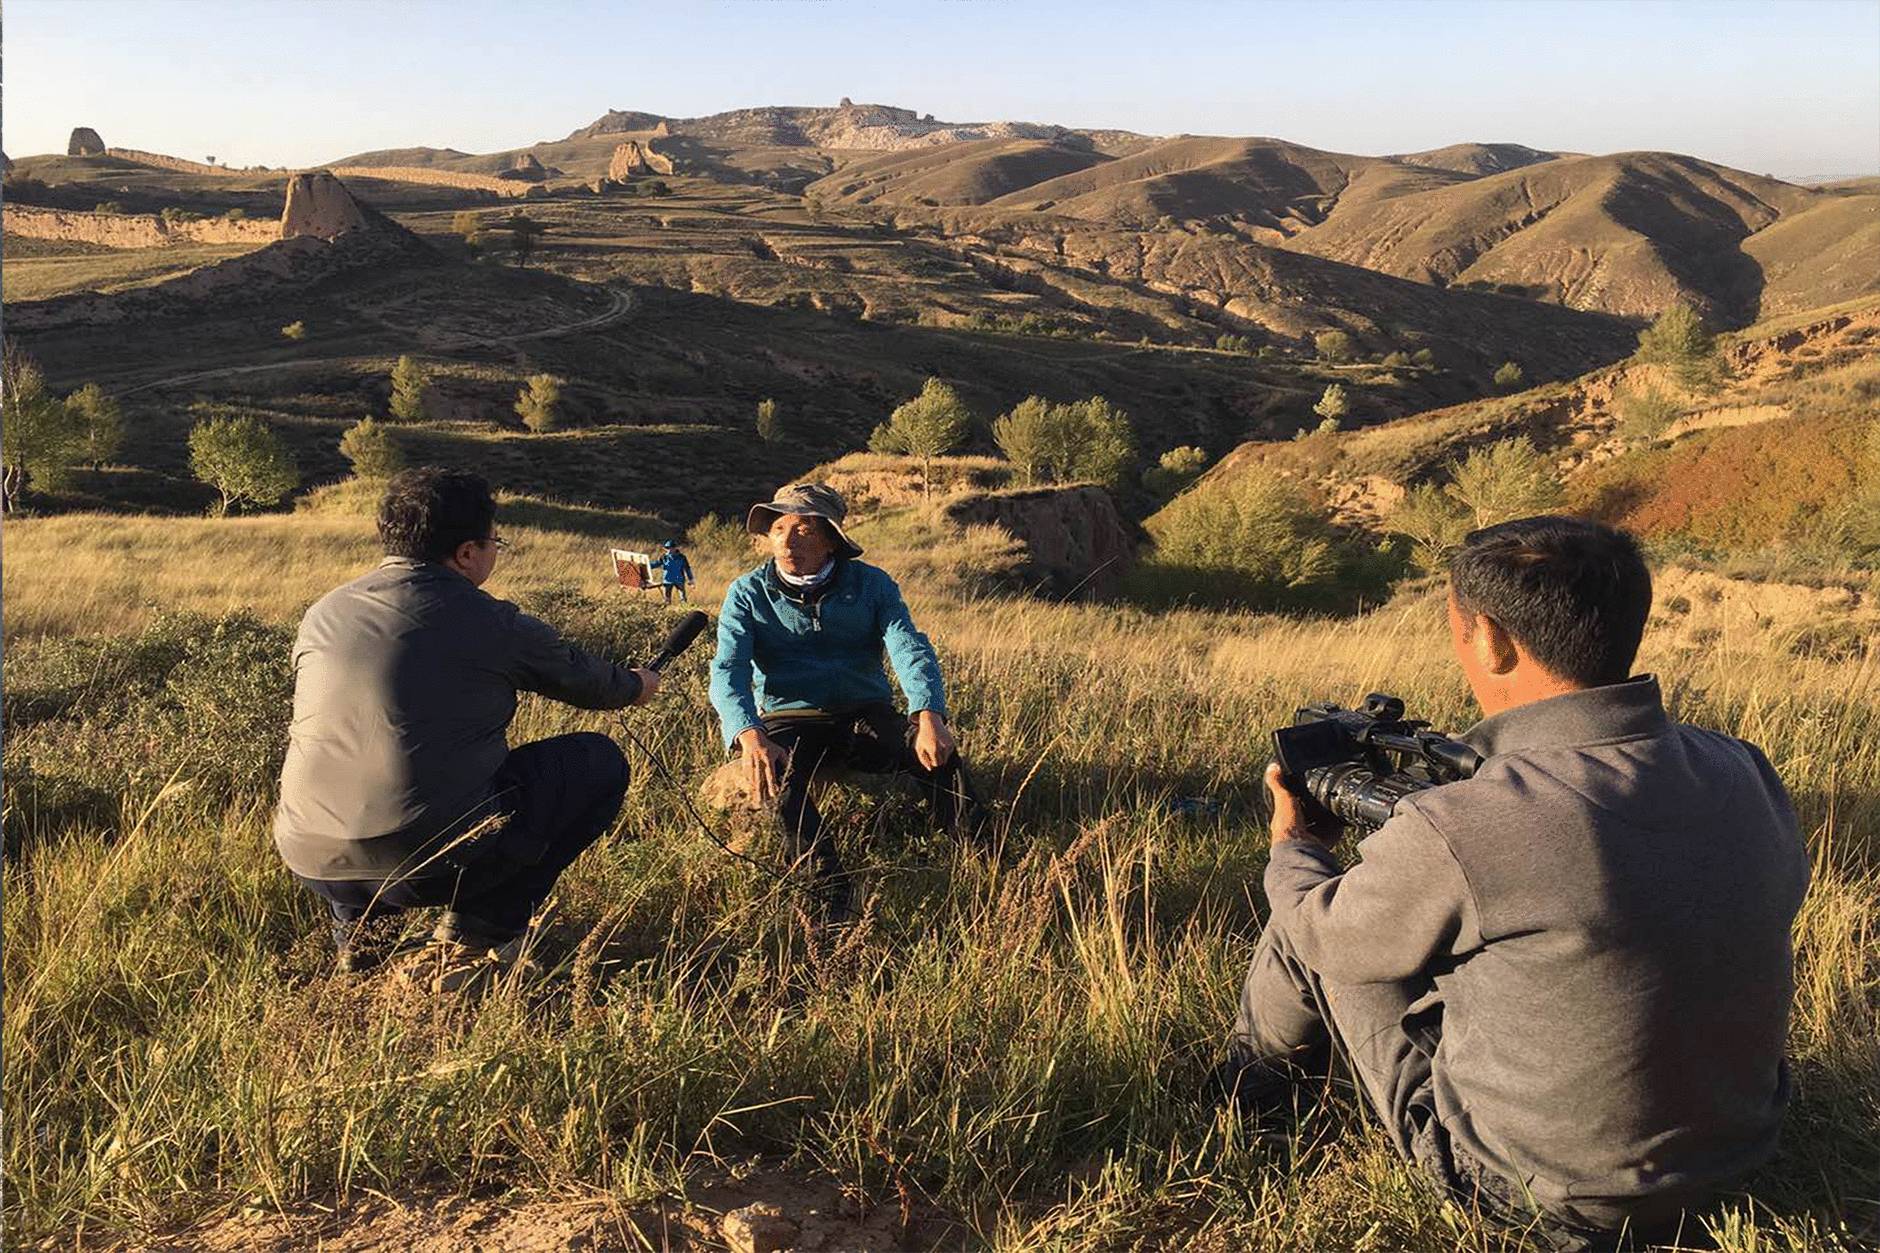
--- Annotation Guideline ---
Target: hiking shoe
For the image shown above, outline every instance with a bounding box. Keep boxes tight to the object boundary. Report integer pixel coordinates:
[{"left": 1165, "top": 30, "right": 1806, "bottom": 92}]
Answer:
[
  {"left": 398, "top": 935, "right": 538, "bottom": 996},
  {"left": 333, "top": 915, "right": 427, "bottom": 975}
]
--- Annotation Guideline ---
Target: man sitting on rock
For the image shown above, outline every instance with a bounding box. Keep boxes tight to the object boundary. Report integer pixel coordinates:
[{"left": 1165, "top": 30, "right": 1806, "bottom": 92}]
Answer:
[
  {"left": 1223, "top": 516, "right": 1808, "bottom": 1250},
  {"left": 708, "top": 483, "right": 982, "bottom": 919},
  {"left": 274, "top": 467, "right": 663, "bottom": 990}
]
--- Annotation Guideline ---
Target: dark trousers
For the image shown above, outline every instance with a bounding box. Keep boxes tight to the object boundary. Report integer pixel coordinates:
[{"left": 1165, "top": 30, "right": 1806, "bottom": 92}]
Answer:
[
  {"left": 661, "top": 583, "right": 688, "bottom": 603},
  {"left": 1234, "top": 922, "right": 1685, "bottom": 1252},
  {"left": 760, "top": 703, "right": 970, "bottom": 884},
  {"left": 296, "top": 732, "right": 629, "bottom": 945}
]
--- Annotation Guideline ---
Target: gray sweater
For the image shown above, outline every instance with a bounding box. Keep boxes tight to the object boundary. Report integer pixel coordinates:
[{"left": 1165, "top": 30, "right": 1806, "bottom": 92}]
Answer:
[
  {"left": 273, "top": 558, "right": 642, "bottom": 881},
  {"left": 1265, "top": 677, "right": 1808, "bottom": 1230}
]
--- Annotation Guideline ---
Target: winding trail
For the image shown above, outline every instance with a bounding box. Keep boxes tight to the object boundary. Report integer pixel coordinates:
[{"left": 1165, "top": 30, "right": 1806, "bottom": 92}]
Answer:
[{"left": 116, "top": 284, "right": 635, "bottom": 397}]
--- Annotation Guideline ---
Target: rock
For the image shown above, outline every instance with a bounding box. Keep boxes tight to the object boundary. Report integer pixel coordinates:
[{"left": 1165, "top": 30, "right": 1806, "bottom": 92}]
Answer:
[
  {"left": 68, "top": 127, "right": 105, "bottom": 156},
  {"left": 281, "top": 171, "right": 371, "bottom": 240},
  {"left": 944, "top": 484, "right": 1136, "bottom": 599},
  {"left": 720, "top": 1202, "right": 799, "bottom": 1253},
  {"left": 1, "top": 151, "right": 12, "bottom": 177},
  {"left": 607, "top": 141, "right": 646, "bottom": 182},
  {"left": 498, "top": 152, "right": 546, "bottom": 182}
]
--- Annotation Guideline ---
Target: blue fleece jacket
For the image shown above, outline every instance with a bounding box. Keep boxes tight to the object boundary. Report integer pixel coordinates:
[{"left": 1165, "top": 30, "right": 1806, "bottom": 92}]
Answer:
[{"left": 709, "top": 558, "right": 947, "bottom": 747}]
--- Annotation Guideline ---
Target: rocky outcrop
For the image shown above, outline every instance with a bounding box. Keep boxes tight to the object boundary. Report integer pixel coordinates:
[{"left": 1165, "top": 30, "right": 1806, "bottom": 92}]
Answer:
[
  {"left": 281, "top": 171, "right": 375, "bottom": 239},
  {"left": 1, "top": 152, "right": 12, "bottom": 177},
  {"left": 944, "top": 484, "right": 1135, "bottom": 599},
  {"left": 68, "top": 127, "right": 105, "bottom": 156},
  {"left": 2, "top": 204, "right": 281, "bottom": 248},
  {"left": 606, "top": 139, "right": 675, "bottom": 180},
  {"left": 327, "top": 165, "right": 536, "bottom": 198},
  {"left": 500, "top": 153, "right": 546, "bottom": 182}
]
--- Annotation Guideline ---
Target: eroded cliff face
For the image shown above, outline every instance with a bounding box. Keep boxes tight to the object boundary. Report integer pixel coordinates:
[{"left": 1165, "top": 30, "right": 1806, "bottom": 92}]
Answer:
[
  {"left": 327, "top": 165, "right": 539, "bottom": 198},
  {"left": 945, "top": 484, "right": 1135, "bottom": 599},
  {"left": 3, "top": 205, "right": 281, "bottom": 248}
]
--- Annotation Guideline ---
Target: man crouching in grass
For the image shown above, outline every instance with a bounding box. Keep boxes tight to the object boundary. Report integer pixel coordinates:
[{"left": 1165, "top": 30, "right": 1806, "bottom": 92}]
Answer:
[
  {"left": 1223, "top": 517, "right": 1808, "bottom": 1251},
  {"left": 273, "top": 467, "right": 663, "bottom": 992}
]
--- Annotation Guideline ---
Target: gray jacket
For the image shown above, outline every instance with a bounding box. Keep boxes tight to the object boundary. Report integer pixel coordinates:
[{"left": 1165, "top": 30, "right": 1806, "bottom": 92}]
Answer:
[
  {"left": 1265, "top": 676, "right": 1808, "bottom": 1229},
  {"left": 273, "top": 558, "right": 642, "bottom": 881}
]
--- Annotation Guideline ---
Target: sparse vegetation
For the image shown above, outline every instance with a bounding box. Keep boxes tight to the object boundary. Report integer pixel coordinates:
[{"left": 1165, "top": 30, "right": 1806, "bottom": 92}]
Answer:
[
  {"left": 1214, "top": 333, "right": 1252, "bottom": 354},
  {"left": 1315, "top": 329, "right": 1355, "bottom": 363},
  {"left": 755, "top": 397, "right": 783, "bottom": 444},
  {"left": 1618, "top": 385, "right": 1680, "bottom": 440},
  {"left": 1, "top": 343, "right": 86, "bottom": 511},
  {"left": 1313, "top": 383, "right": 1350, "bottom": 423},
  {"left": 1493, "top": 361, "right": 1525, "bottom": 390},
  {"left": 64, "top": 382, "right": 122, "bottom": 470},
  {"left": 388, "top": 355, "right": 428, "bottom": 422},
  {"left": 1386, "top": 482, "right": 1474, "bottom": 573},
  {"left": 338, "top": 417, "right": 404, "bottom": 481},
  {"left": 869, "top": 377, "right": 972, "bottom": 501},
  {"left": 187, "top": 414, "right": 300, "bottom": 515},
  {"left": 1636, "top": 304, "right": 1722, "bottom": 389},
  {"left": 451, "top": 209, "right": 481, "bottom": 244},
  {"left": 280, "top": 320, "right": 307, "bottom": 341},
  {"left": 515, "top": 373, "right": 564, "bottom": 433},
  {"left": 1444, "top": 435, "right": 1563, "bottom": 528},
  {"left": 1141, "top": 445, "right": 1209, "bottom": 498}
]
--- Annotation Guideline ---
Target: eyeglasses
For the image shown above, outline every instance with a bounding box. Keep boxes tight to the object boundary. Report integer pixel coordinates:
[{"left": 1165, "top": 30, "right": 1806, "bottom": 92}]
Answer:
[{"left": 482, "top": 534, "right": 511, "bottom": 552}]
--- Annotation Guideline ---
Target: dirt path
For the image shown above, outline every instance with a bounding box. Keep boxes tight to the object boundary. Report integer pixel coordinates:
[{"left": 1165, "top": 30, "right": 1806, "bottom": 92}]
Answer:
[{"left": 115, "top": 284, "right": 636, "bottom": 398}]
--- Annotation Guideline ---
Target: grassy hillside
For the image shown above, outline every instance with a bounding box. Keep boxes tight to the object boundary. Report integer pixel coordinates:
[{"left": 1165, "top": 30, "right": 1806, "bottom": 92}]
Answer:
[
  {"left": 1151, "top": 297, "right": 1880, "bottom": 562},
  {"left": 2, "top": 504, "right": 1875, "bottom": 1249}
]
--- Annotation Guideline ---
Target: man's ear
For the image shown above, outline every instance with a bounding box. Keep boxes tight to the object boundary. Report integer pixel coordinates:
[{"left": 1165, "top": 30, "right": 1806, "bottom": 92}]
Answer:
[
  {"left": 1473, "top": 612, "right": 1521, "bottom": 676},
  {"left": 446, "top": 539, "right": 479, "bottom": 570}
]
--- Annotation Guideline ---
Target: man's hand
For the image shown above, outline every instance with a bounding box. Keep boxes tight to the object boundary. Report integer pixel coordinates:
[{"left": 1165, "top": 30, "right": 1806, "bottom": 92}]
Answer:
[
  {"left": 1265, "top": 762, "right": 1333, "bottom": 849},
  {"left": 737, "top": 727, "right": 789, "bottom": 805},
  {"left": 913, "top": 710, "right": 956, "bottom": 771},
  {"left": 629, "top": 668, "right": 663, "bottom": 706}
]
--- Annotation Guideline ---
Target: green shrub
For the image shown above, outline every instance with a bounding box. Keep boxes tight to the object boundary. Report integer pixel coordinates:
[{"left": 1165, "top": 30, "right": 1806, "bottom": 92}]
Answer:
[
  {"left": 515, "top": 373, "right": 564, "bottom": 433},
  {"left": 1313, "top": 383, "right": 1349, "bottom": 423},
  {"left": 1314, "top": 330, "right": 1354, "bottom": 363},
  {"left": 280, "top": 321, "right": 307, "bottom": 342},
  {"left": 1635, "top": 304, "right": 1722, "bottom": 388},
  {"left": 1618, "top": 386, "right": 1680, "bottom": 440},
  {"left": 1214, "top": 333, "right": 1251, "bottom": 354},
  {"left": 1381, "top": 351, "right": 1412, "bottom": 368},
  {"left": 389, "top": 355, "right": 428, "bottom": 421},
  {"left": 338, "top": 417, "right": 404, "bottom": 480},
  {"left": 1141, "top": 446, "right": 1209, "bottom": 498},
  {"left": 1138, "top": 475, "right": 1391, "bottom": 610},
  {"left": 187, "top": 415, "right": 299, "bottom": 515},
  {"left": 1493, "top": 361, "right": 1525, "bottom": 390}
]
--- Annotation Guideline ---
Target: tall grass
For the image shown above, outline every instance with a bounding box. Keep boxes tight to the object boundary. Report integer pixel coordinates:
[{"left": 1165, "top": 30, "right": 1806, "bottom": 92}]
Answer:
[{"left": 3, "top": 517, "right": 1876, "bottom": 1249}]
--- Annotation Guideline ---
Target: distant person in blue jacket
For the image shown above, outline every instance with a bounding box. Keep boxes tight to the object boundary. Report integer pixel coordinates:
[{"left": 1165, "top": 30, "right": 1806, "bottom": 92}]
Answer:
[
  {"left": 651, "top": 539, "right": 695, "bottom": 603},
  {"left": 709, "top": 482, "right": 983, "bottom": 918}
]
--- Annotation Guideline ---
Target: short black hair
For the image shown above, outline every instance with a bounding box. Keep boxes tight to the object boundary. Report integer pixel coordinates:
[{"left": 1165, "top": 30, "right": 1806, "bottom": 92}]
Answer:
[
  {"left": 377, "top": 467, "right": 496, "bottom": 562},
  {"left": 1448, "top": 515, "right": 1652, "bottom": 686}
]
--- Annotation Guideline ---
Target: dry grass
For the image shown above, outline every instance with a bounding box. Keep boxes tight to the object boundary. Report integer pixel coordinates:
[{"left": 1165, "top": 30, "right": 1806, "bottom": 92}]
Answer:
[
  {"left": 2, "top": 511, "right": 1876, "bottom": 1251},
  {"left": 2, "top": 241, "right": 263, "bottom": 302}
]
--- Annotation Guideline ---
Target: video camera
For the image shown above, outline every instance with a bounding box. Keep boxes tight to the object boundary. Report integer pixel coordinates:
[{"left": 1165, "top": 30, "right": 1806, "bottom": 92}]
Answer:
[{"left": 1271, "top": 694, "right": 1482, "bottom": 835}]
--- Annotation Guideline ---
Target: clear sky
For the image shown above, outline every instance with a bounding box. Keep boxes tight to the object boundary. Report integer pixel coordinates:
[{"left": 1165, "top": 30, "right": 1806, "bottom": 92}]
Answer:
[{"left": 6, "top": 0, "right": 1877, "bottom": 180}]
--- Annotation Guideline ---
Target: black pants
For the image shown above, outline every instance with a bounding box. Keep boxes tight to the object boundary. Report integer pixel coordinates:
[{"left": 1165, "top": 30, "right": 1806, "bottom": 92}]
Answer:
[
  {"left": 296, "top": 732, "right": 629, "bottom": 945},
  {"left": 661, "top": 583, "right": 688, "bottom": 603},
  {"left": 759, "top": 703, "right": 970, "bottom": 885}
]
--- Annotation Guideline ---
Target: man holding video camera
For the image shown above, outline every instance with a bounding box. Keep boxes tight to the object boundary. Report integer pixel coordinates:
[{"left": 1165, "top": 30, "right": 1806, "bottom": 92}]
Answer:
[{"left": 1227, "top": 516, "right": 1808, "bottom": 1249}]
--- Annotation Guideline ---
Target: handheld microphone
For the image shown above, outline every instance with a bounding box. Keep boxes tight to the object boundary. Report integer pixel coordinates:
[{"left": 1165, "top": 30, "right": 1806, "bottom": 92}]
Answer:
[{"left": 646, "top": 610, "right": 710, "bottom": 672}]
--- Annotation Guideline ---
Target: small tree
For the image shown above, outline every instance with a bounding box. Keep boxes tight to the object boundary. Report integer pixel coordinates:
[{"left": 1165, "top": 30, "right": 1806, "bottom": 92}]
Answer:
[
  {"left": 65, "top": 382, "right": 122, "bottom": 469},
  {"left": 1142, "top": 445, "right": 1209, "bottom": 498},
  {"left": 1, "top": 342, "right": 87, "bottom": 511},
  {"left": 188, "top": 415, "right": 299, "bottom": 515},
  {"left": 1314, "top": 329, "right": 1354, "bottom": 363},
  {"left": 1444, "top": 436, "right": 1563, "bottom": 529},
  {"left": 868, "top": 377, "right": 971, "bottom": 501},
  {"left": 1215, "top": 333, "right": 1252, "bottom": 354},
  {"left": 755, "top": 397, "right": 783, "bottom": 443},
  {"left": 1411, "top": 347, "right": 1437, "bottom": 367},
  {"left": 1493, "top": 361, "right": 1525, "bottom": 391},
  {"left": 1617, "top": 386, "right": 1680, "bottom": 440},
  {"left": 281, "top": 320, "right": 307, "bottom": 341},
  {"left": 515, "top": 373, "right": 563, "bottom": 432},
  {"left": 497, "top": 213, "right": 547, "bottom": 265},
  {"left": 388, "top": 355, "right": 428, "bottom": 421},
  {"left": 1386, "top": 482, "right": 1472, "bottom": 573},
  {"left": 1381, "top": 350, "right": 1411, "bottom": 368},
  {"left": 1049, "top": 395, "right": 1135, "bottom": 486},
  {"left": 338, "top": 416, "right": 404, "bottom": 480},
  {"left": 451, "top": 210, "right": 481, "bottom": 244},
  {"left": 1313, "top": 383, "right": 1349, "bottom": 424},
  {"left": 992, "top": 396, "right": 1053, "bottom": 486},
  {"left": 1635, "top": 304, "right": 1720, "bottom": 388}
]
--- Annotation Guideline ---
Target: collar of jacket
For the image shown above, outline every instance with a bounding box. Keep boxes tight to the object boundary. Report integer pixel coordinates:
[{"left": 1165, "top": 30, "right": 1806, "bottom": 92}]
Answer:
[
  {"left": 1460, "top": 674, "right": 1668, "bottom": 759},
  {"left": 378, "top": 555, "right": 470, "bottom": 583},
  {"left": 765, "top": 556, "right": 849, "bottom": 605}
]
